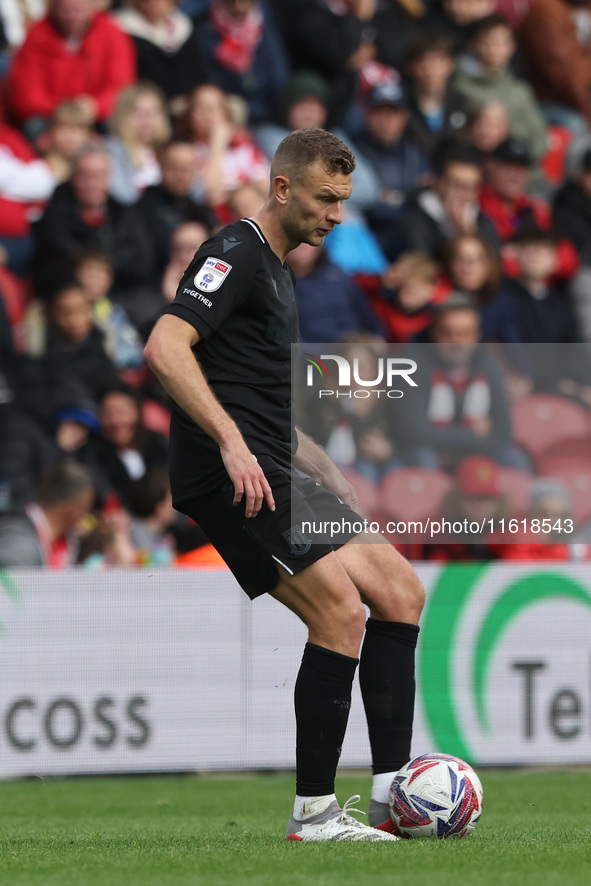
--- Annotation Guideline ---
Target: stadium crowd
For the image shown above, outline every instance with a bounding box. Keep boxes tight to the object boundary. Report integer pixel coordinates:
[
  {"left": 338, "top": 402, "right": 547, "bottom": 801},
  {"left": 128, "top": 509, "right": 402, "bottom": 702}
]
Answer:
[{"left": 2, "top": 0, "right": 591, "bottom": 567}]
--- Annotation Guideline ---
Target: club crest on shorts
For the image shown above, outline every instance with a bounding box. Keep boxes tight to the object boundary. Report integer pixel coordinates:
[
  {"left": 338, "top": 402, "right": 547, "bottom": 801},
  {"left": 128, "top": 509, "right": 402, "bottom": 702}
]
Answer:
[
  {"left": 194, "top": 257, "right": 232, "bottom": 292},
  {"left": 283, "top": 526, "right": 312, "bottom": 556}
]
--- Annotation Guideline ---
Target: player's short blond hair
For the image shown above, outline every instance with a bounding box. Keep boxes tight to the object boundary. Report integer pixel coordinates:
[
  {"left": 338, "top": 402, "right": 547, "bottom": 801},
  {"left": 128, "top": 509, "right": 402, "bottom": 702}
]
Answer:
[{"left": 271, "top": 128, "right": 356, "bottom": 183}]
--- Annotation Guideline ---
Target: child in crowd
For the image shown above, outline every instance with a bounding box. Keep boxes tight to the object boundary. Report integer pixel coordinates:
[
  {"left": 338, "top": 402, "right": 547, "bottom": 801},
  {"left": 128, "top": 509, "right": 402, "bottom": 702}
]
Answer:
[
  {"left": 41, "top": 281, "right": 118, "bottom": 402},
  {"left": 504, "top": 226, "right": 591, "bottom": 401},
  {"left": 423, "top": 0, "right": 496, "bottom": 55},
  {"left": 357, "top": 251, "right": 446, "bottom": 343},
  {"left": 127, "top": 468, "right": 177, "bottom": 566},
  {"left": 40, "top": 100, "right": 96, "bottom": 182},
  {"left": 73, "top": 247, "right": 144, "bottom": 369},
  {"left": 404, "top": 32, "right": 470, "bottom": 159},
  {"left": 452, "top": 14, "right": 547, "bottom": 164}
]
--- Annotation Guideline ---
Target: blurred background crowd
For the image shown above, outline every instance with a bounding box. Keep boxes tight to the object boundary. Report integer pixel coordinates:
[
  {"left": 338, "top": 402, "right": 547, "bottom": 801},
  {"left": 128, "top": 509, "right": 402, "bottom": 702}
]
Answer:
[{"left": 2, "top": 0, "right": 591, "bottom": 568}]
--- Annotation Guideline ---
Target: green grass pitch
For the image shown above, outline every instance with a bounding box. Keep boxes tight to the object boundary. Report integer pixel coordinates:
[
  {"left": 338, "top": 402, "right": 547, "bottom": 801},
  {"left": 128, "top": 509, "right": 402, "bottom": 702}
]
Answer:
[{"left": 0, "top": 769, "right": 589, "bottom": 886}]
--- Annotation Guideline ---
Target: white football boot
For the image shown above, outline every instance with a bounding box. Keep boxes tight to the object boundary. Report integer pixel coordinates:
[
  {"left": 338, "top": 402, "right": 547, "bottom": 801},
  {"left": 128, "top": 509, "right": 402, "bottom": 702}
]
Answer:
[{"left": 286, "top": 795, "right": 400, "bottom": 842}]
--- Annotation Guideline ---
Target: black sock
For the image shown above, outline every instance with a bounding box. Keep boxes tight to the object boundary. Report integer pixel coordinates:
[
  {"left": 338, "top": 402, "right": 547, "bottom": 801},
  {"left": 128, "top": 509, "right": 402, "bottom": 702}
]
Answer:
[
  {"left": 359, "top": 618, "right": 420, "bottom": 775},
  {"left": 294, "top": 642, "right": 358, "bottom": 797}
]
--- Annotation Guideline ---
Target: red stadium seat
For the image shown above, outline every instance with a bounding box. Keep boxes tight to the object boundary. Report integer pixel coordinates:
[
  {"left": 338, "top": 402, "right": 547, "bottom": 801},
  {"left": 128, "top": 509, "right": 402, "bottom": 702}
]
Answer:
[
  {"left": 511, "top": 395, "right": 590, "bottom": 465},
  {"left": 378, "top": 468, "right": 453, "bottom": 530},
  {"left": 495, "top": 467, "right": 535, "bottom": 517},
  {"left": 538, "top": 456, "right": 591, "bottom": 524}
]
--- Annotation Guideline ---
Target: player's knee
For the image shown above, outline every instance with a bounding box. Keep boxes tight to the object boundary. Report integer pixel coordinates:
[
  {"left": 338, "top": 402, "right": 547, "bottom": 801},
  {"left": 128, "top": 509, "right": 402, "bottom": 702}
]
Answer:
[
  {"left": 343, "top": 598, "right": 369, "bottom": 640},
  {"left": 372, "top": 558, "right": 425, "bottom": 624},
  {"left": 404, "top": 568, "right": 425, "bottom": 622},
  {"left": 326, "top": 595, "right": 366, "bottom": 639},
  {"left": 310, "top": 596, "right": 366, "bottom": 654}
]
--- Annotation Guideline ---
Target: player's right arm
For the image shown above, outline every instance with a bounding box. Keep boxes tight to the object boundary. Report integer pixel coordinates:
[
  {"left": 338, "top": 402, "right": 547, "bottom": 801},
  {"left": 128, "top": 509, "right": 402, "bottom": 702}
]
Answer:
[{"left": 144, "top": 314, "right": 275, "bottom": 518}]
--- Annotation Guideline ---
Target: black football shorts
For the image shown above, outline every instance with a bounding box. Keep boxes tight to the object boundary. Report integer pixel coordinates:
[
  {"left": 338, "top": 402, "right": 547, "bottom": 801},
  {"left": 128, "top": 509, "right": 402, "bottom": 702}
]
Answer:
[{"left": 176, "top": 466, "right": 365, "bottom": 599}]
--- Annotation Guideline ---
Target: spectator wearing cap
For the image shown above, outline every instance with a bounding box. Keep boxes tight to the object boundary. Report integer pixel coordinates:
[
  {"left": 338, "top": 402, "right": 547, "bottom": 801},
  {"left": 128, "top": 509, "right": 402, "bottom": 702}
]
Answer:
[
  {"left": 481, "top": 137, "right": 580, "bottom": 280},
  {"left": 253, "top": 70, "right": 379, "bottom": 215},
  {"left": 480, "top": 137, "right": 550, "bottom": 241},
  {"left": 402, "top": 141, "right": 499, "bottom": 259},
  {"left": 503, "top": 225, "right": 591, "bottom": 401},
  {"left": 404, "top": 31, "right": 470, "bottom": 162},
  {"left": 503, "top": 226, "right": 581, "bottom": 341},
  {"left": 354, "top": 80, "right": 432, "bottom": 260},
  {"left": 452, "top": 14, "right": 547, "bottom": 165}
]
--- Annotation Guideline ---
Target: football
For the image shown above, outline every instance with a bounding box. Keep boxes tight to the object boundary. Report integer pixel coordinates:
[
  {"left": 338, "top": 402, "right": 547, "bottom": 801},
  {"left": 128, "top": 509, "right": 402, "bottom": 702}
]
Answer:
[{"left": 388, "top": 753, "right": 484, "bottom": 838}]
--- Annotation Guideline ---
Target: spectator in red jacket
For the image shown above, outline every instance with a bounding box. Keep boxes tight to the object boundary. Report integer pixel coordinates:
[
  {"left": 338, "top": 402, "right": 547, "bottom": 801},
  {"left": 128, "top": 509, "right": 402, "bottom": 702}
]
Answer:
[
  {"left": 480, "top": 137, "right": 550, "bottom": 240},
  {"left": 358, "top": 251, "right": 446, "bottom": 343},
  {"left": 0, "top": 122, "right": 57, "bottom": 275},
  {"left": 0, "top": 102, "right": 95, "bottom": 278},
  {"left": 481, "top": 137, "right": 580, "bottom": 280},
  {"left": 7, "top": 0, "right": 136, "bottom": 139}
]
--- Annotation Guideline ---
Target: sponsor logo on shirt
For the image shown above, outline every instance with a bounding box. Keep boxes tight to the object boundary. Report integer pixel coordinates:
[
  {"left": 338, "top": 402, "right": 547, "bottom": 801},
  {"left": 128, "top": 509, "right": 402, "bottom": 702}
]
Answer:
[{"left": 194, "top": 257, "right": 232, "bottom": 293}]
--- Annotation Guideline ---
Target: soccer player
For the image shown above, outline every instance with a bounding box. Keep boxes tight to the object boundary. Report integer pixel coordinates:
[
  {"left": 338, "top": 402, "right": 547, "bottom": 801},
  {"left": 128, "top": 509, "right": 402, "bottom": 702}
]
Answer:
[{"left": 144, "top": 128, "right": 424, "bottom": 842}]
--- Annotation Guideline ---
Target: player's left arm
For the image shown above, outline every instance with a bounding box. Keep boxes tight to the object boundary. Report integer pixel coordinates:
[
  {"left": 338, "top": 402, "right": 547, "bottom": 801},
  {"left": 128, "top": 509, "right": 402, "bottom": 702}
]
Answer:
[{"left": 294, "top": 427, "right": 358, "bottom": 510}]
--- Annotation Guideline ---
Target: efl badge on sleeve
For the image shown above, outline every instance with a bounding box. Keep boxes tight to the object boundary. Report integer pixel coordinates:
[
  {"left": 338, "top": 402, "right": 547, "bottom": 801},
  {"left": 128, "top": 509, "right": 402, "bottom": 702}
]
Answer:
[{"left": 194, "top": 257, "right": 232, "bottom": 292}]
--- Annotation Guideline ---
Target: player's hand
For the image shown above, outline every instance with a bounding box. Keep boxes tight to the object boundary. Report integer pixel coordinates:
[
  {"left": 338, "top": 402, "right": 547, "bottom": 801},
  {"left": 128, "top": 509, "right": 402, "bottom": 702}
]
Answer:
[
  {"left": 220, "top": 440, "right": 276, "bottom": 518},
  {"left": 320, "top": 465, "right": 359, "bottom": 512}
]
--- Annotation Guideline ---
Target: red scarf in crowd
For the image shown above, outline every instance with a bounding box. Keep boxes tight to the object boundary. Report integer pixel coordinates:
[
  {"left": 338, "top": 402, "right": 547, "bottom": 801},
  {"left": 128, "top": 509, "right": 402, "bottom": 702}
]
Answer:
[{"left": 210, "top": 1, "right": 263, "bottom": 75}]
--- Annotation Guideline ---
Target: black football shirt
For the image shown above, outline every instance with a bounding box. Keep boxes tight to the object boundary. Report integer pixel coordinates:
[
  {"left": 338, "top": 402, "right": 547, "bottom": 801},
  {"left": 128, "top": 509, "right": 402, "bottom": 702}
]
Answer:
[{"left": 164, "top": 218, "right": 298, "bottom": 504}]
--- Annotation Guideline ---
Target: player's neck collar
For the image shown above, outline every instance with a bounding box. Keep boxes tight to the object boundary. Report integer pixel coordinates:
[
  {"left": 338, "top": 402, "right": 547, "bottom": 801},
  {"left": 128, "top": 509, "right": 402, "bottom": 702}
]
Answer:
[{"left": 241, "top": 218, "right": 266, "bottom": 243}]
